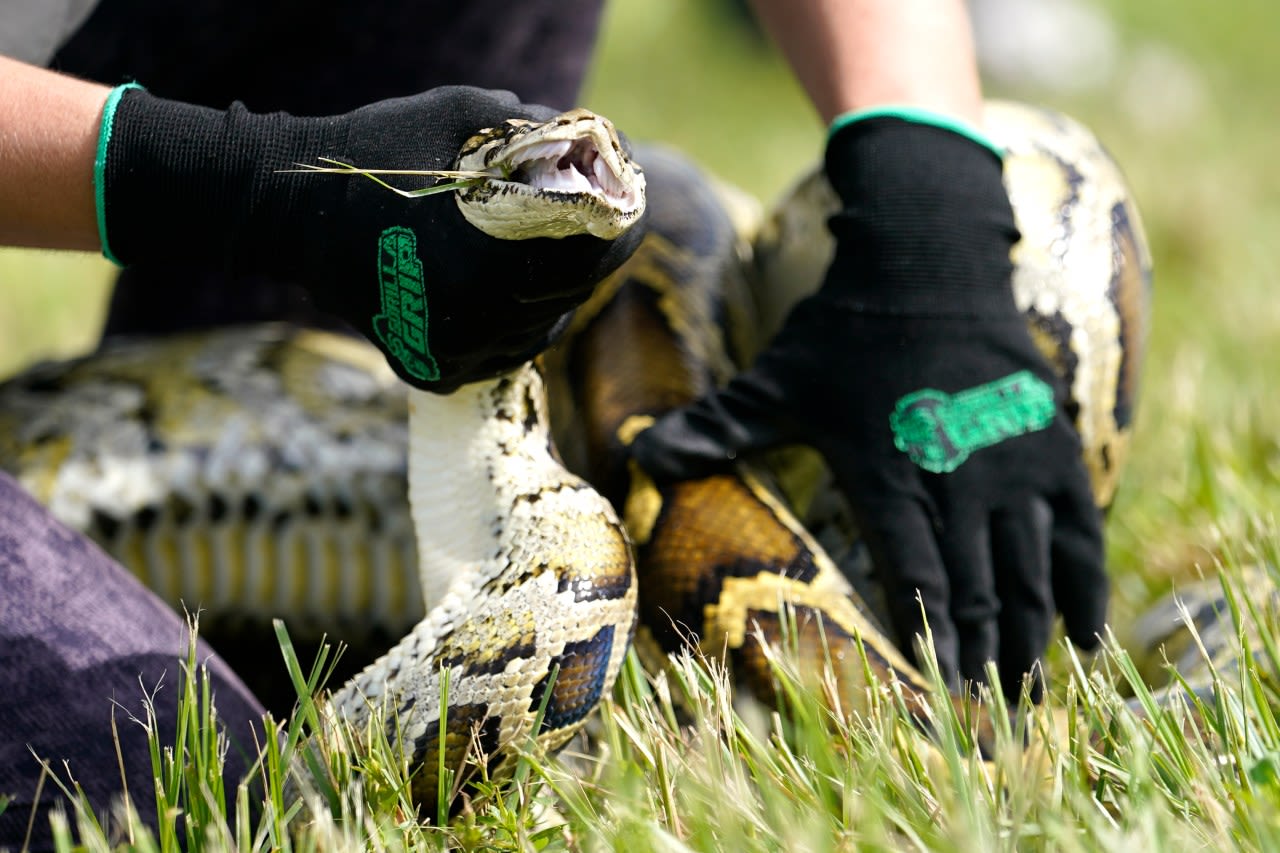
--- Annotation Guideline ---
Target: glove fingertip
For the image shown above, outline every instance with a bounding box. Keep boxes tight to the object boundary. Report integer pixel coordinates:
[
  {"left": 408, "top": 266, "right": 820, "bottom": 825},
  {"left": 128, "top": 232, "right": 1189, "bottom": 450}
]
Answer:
[
  {"left": 630, "top": 410, "right": 734, "bottom": 482},
  {"left": 1053, "top": 551, "right": 1108, "bottom": 651},
  {"left": 1057, "top": 605, "right": 1106, "bottom": 654}
]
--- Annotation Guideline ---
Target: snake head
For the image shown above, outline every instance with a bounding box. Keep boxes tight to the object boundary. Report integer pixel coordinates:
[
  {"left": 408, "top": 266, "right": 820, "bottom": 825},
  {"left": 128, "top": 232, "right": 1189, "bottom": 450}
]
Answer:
[{"left": 455, "top": 109, "right": 647, "bottom": 241}]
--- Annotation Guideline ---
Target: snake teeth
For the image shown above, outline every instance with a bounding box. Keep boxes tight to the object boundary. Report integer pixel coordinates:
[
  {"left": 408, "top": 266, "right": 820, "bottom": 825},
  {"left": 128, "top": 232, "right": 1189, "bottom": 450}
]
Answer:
[
  {"left": 507, "top": 137, "right": 637, "bottom": 210},
  {"left": 455, "top": 109, "right": 647, "bottom": 241}
]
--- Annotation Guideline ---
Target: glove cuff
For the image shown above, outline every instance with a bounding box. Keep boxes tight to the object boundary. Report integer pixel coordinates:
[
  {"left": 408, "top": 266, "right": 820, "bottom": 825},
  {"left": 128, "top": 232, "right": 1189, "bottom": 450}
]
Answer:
[
  {"left": 828, "top": 105, "right": 1004, "bottom": 159},
  {"left": 97, "top": 86, "right": 350, "bottom": 272},
  {"left": 822, "top": 113, "right": 1021, "bottom": 317},
  {"left": 93, "top": 82, "right": 144, "bottom": 265}
]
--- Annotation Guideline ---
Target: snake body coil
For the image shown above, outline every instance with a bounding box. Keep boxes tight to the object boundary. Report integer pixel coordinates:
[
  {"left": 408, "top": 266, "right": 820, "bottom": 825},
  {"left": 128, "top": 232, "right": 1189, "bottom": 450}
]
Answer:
[
  {"left": 330, "top": 368, "right": 635, "bottom": 808},
  {"left": 0, "top": 102, "right": 1151, "bottom": 813}
]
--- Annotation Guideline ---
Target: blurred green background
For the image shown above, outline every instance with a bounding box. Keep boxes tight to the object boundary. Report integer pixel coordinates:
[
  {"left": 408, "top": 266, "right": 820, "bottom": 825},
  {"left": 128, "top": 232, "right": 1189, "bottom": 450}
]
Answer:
[{"left": 2, "top": 0, "right": 1277, "bottom": 624}]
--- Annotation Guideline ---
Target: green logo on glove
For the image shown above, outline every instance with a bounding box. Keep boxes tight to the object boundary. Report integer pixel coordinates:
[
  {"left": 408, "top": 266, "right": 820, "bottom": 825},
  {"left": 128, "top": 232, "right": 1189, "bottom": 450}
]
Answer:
[
  {"left": 372, "top": 226, "right": 440, "bottom": 383},
  {"left": 889, "top": 370, "right": 1056, "bottom": 473}
]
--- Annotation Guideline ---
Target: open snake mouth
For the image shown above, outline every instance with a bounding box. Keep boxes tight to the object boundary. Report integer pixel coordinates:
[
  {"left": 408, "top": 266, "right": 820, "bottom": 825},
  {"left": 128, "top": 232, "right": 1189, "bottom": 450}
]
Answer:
[
  {"left": 455, "top": 109, "right": 646, "bottom": 240},
  {"left": 508, "top": 136, "right": 637, "bottom": 208}
]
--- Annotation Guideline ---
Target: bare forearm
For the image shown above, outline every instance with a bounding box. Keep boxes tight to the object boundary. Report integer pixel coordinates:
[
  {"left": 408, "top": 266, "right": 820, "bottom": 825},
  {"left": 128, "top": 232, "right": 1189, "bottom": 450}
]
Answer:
[
  {"left": 0, "top": 55, "right": 110, "bottom": 251},
  {"left": 748, "top": 0, "right": 984, "bottom": 125}
]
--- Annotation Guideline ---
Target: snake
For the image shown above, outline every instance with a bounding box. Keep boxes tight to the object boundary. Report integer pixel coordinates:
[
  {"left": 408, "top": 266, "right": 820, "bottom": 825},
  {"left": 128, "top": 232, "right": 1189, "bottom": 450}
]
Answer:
[{"left": 0, "top": 101, "right": 1151, "bottom": 815}]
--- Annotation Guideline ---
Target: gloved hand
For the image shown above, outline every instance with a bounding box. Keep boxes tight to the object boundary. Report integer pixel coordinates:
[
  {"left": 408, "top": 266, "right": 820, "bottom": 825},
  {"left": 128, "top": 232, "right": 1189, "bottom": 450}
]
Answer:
[
  {"left": 95, "top": 85, "right": 643, "bottom": 392},
  {"left": 631, "top": 112, "right": 1106, "bottom": 700}
]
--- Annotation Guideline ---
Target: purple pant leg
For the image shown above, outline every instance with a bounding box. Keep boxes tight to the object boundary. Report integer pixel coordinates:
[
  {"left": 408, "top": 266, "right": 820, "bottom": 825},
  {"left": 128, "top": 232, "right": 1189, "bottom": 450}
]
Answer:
[{"left": 0, "top": 472, "right": 266, "bottom": 850}]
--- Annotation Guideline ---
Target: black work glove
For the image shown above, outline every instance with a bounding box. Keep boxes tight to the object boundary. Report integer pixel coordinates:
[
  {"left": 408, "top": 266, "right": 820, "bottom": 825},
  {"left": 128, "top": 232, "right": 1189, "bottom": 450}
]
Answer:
[
  {"left": 97, "top": 85, "right": 643, "bottom": 392},
  {"left": 631, "top": 115, "right": 1106, "bottom": 700}
]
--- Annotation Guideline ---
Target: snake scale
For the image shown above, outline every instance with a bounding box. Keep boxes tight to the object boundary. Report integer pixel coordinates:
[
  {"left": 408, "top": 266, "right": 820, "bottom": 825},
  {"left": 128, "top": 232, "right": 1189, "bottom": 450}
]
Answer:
[{"left": 0, "top": 101, "right": 1150, "bottom": 815}]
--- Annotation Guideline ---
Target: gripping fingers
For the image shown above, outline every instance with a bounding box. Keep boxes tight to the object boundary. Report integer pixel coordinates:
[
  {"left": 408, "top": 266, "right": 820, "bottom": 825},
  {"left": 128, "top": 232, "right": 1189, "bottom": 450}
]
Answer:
[
  {"left": 990, "top": 498, "right": 1054, "bottom": 702},
  {"left": 858, "top": 499, "right": 961, "bottom": 684},
  {"left": 630, "top": 368, "right": 796, "bottom": 483},
  {"left": 934, "top": 507, "right": 999, "bottom": 687},
  {"left": 1049, "top": 475, "right": 1108, "bottom": 652}
]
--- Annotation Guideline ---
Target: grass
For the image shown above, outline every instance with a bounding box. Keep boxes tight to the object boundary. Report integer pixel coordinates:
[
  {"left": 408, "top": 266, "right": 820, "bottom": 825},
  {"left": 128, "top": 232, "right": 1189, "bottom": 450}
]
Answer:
[
  {"left": 16, "top": 560, "right": 1280, "bottom": 851},
  {"left": 2, "top": 0, "right": 1279, "bottom": 848}
]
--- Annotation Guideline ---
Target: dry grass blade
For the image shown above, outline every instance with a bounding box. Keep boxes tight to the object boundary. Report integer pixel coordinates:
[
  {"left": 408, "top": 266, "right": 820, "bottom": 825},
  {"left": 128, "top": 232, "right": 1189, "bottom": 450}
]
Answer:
[{"left": 277, "top": 157, "right": 491, "bottom": 198}]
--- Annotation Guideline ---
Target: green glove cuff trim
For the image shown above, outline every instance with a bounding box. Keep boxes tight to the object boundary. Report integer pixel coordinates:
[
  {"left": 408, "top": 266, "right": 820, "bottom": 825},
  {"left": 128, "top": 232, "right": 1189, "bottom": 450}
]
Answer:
[
  {"left": 889, "top": 370, "right": 1054, "bottom": 473},
  {"left": 93, "top": 81, "right": 144, "bottom": 267},
  {"left": 829, "top": 106, "right": 1004, "bottom": 159},
  {"left": 372, "top": 226, "right": 441, "bottom": 383}
]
